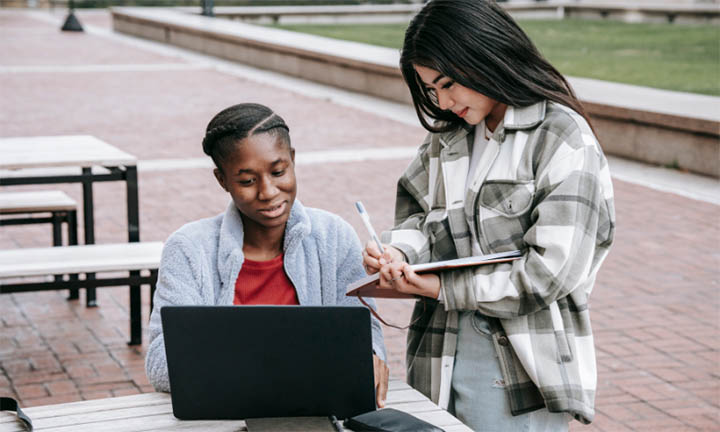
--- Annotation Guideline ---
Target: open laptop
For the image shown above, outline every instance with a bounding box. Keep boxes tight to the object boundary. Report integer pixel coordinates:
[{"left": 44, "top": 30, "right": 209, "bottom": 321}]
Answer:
[{"left": 161, "top": 305, "right": 376, "bottom": 420}]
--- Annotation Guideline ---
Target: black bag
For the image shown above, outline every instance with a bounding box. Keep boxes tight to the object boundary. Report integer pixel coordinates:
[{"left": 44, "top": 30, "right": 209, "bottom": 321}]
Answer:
[
  {"left": 0, "top": 397, "right": 33, "bottom": 431},
  {"left": 344, "top": 408, "right": 445, "bottom": 432}
]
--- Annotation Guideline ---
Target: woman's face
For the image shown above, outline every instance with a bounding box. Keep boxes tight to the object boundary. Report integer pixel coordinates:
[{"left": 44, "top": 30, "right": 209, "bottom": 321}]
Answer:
[
  {"left": 214, "top": 132, "right": 297, "bottom": 232},
  {"left": 414, "top": 65, "right": 506, "bottom": 129}
]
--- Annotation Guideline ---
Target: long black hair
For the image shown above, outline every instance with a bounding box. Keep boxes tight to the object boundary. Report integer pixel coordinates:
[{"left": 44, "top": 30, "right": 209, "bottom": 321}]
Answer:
[
  {"left": 400, "top": 0, "right": 591, "bottom": 133},
  {"left": 202, "top": 103, "right": 291, "bottom": 172}
]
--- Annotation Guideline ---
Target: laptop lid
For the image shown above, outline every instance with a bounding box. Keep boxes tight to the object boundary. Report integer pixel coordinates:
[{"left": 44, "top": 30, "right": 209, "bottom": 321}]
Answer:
[{"left": 161, "top": 305, "right": 376, "bottom": 420}]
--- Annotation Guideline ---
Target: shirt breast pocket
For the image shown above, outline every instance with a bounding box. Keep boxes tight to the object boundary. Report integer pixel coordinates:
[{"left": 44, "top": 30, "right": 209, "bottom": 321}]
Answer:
[{"left": 477, "top": 180, "right": 535, "bottom": 249}]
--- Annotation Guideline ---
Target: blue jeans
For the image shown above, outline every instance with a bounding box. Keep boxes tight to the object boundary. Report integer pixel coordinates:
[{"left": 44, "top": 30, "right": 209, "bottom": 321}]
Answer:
[{"left": 448, "top": 311, "right": 570, "bottom": 432}]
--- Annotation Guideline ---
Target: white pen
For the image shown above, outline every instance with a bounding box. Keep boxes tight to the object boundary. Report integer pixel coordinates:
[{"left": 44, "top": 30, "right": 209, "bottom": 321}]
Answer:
[{"left": 355, "top": 201, "right": 385, "bottom": 254}]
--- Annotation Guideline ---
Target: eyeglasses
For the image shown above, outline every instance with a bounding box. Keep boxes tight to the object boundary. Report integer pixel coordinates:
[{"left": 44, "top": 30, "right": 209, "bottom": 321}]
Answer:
[{"left": 357, "top": 295, "right": 428, "bottom": 330}]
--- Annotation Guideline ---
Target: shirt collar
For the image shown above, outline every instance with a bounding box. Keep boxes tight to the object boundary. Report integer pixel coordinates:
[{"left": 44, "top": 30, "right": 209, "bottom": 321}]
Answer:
[
  {"left": 503, "top": 100, "right": 547, "bottom": 131},
  {"left": 439, "top": 100, "right": 546, "bottom": 147}
]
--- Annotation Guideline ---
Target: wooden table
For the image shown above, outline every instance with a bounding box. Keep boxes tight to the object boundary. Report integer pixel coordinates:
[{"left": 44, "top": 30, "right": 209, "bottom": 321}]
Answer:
[
  {"left": 0, "top": 380, "right": 471, "bottom": 431},
  {"left": 0, "top": 135, "right": 144, "bottom": 343}
]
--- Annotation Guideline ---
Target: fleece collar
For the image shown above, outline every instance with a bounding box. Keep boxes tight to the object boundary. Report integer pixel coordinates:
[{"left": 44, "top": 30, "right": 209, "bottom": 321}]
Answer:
[{"left": 216, "top": 199, "right": 311, "bottom": 292}]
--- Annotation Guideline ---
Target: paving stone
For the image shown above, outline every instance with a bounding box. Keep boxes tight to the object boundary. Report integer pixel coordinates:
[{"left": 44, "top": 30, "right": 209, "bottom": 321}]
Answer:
[
  {"left": 10, "top": 372, "right": 70, "bottom": 386},
  {"left": 22, "top": 394, "right": 84, "bottom": 408},
  {"left": 14, "top": 383, "right": 48, "bottom": 400},
  {"left": 45, "top": 380, "right": 80, "bottom": 396}
]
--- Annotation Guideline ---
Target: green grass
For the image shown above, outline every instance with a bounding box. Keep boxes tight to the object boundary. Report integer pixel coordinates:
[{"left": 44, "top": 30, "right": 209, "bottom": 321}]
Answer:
[{"left": 270, "top": 20, "right": 720, "bottom": 96}]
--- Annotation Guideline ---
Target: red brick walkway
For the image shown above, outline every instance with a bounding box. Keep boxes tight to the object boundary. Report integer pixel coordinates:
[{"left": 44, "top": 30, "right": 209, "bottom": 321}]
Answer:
[{"left": 1, "top": 10, "right": 718, "bottom": 431}]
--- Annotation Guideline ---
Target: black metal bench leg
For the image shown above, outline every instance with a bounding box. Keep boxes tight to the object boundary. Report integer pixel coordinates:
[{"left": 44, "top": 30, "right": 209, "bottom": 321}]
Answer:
[
  {"left": 84, "top": 273, "right": 97, "bottom": 307},
  {"left": 149, "top": 269, "right": 158, "bottom": 315},
  {"left": 67, "top": 210, "right": 80, "bottom": 301},
  {"left": 128, "top": 270, "right": 142, "bottom": 346},
  {"left": 52, "top": 213, "right": 64, "bottom": 283},
  {"left": 51, "top": 213, "right": 62, "bottom": 246}
]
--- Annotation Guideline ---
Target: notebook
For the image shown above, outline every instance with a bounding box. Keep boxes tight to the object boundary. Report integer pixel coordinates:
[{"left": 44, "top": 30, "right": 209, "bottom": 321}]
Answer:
[
  {"left": 346, "top": 249, "right": 523, "bottom": 298},
  {"left": 161, "top": 305, "right": 376, "bottom": 420}
]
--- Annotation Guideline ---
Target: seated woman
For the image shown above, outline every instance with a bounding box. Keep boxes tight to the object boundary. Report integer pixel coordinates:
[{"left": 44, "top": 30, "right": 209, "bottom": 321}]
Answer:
[{"left": 145, "top": 103, "right": 389, "bottom": 406}]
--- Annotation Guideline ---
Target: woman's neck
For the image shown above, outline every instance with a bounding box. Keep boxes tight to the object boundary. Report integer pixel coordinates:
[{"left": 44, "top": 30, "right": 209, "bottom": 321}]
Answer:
[
  {"left": 486, "top": 103, "right": 507, "bottom": 133},
  {"left": 241, "top": 216, "right": 286, "bottom": 261}
]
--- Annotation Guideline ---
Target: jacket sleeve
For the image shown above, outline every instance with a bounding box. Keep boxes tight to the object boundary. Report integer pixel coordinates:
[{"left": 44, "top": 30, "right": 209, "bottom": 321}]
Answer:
[
  {"left": 441, "top": 127, "right": 615, "bottom": 318},
  {"left": 145, "top": 233, "right": 206, "bottom": 392},
  {"left": 380, "top": 136, "right": 434, "bottom": 265},
  {"left": 334, "top": 217, "right": 387, "bottom": 362}
]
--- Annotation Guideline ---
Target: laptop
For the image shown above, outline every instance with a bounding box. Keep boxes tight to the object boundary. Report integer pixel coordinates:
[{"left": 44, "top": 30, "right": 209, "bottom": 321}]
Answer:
[{"left": 161, "top": 305, "right": 376, "bottom": 420}]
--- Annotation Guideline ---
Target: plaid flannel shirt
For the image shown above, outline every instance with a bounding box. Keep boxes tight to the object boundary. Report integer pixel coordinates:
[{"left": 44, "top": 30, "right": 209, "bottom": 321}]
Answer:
[{"left": 381, "top": 101, "right": 615, "bottom": 424}]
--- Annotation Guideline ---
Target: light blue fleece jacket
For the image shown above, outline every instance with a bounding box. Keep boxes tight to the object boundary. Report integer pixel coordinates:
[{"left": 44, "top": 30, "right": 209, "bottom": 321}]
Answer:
[{"left": 145, "top": 200, "right": 387, "bottom": 392}]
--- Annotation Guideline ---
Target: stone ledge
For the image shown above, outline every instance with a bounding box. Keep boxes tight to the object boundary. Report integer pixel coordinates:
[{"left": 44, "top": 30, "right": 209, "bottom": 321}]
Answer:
[
  {"left": 111, "top": 7, "right": 720, "bottom": 177},
  {"left": 199, "top": 2, "right": 720, "bottom": 25}
]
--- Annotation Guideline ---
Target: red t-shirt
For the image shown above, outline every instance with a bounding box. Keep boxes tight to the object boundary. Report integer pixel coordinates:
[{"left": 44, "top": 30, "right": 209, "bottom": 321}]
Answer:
[{"left": 233, "top": 253, "right": 299, "bottom": 305}]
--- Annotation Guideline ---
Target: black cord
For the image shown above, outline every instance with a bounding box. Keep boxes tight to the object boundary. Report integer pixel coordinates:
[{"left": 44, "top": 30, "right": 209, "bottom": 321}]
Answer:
[{"left": 328, "top": 414, "right": 344, "bottom": 432}]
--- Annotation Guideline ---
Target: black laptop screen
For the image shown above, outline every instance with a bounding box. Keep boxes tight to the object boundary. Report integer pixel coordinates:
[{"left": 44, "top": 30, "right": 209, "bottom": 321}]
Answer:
[{"left": 161, "top": 305, "right": 376, "bottom": 420}]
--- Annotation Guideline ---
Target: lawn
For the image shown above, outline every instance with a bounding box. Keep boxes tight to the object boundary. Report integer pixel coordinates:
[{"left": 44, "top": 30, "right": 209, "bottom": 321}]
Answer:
[{"left": 270, "top": 20, "right": 720, "bottom": 96}]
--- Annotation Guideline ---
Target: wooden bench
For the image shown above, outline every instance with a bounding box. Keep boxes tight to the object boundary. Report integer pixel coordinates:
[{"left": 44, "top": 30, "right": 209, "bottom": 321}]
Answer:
[
  {"left": 0, "top": 190, "right": 78, "bottom": 246},
  {"left": 0, "top": 190, "right": 86, "bottom": 301},
  {"left": 0, "top": 242, "right": 164, "bottom": 345}
]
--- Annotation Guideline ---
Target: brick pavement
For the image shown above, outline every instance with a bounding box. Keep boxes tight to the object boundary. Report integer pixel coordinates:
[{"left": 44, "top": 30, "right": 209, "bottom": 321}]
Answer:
[{"left": 1, "top": 10, "right": 718, "bottom": 431}]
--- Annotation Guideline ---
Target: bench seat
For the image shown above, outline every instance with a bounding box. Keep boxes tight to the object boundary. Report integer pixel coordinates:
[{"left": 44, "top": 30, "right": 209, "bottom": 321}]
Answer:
[
  {"left": 0, "top": 190, "right": 77, "bottom": 214},
  {"left": 0, "top": 242, "right": 163, "bottom": 278},
  {"left": 0, "top": 241, "right": 164, "bottom": 345},
  {"left": 0, "top": 189, "right": 84, "bottom": 300}
]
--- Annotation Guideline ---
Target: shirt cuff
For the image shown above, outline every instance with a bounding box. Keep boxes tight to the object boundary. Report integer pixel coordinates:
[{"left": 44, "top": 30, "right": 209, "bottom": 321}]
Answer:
[{"left": 436, "top": 286, "right": 444, "bottom": 303}]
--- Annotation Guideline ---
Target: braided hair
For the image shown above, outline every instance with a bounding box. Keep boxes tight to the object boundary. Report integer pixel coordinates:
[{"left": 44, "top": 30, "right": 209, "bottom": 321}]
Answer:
[{"left": 202, "top": 103, "right": 291, "bottom": 171}]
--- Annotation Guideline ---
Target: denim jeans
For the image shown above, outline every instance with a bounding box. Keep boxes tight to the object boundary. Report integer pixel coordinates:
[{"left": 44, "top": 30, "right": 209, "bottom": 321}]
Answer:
[{"left": 448, "top": 311, "right": 570, "bottom": 432}]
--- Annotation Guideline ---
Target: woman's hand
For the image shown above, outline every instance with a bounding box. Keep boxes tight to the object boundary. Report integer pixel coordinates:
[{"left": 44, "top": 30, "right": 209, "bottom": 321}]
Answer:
[
  {"left": 378, "top": 261, "right": 441, "bottom": 299},
  {"left": 362, "top": 241, "right": 404, "bottom": 275},
  {"left": 372, "top": 354, "right": 389, "bottom": 408}
]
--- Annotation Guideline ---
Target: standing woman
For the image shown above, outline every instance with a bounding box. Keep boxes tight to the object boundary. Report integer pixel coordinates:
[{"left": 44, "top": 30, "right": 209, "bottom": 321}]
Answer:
[{"left": 363, "top": 0, "right": 615, "bottom": 430}]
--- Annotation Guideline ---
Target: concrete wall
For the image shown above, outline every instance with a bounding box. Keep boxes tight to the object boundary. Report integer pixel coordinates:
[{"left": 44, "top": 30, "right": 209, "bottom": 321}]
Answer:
[
  {"left": 112, "top": 7, "right": 720, "bottom": 178},
  {"left": 113, "top": 8, "right": 411, "bottom": 103},
  {"left": 208, "top": 3, "right": 720, "bottom": 25},
  {"left": 585, "top": 102, "right": 719, "bottom": 177},
  {"left": 567, "top": 0, "right": 718, "bottom": 4}
]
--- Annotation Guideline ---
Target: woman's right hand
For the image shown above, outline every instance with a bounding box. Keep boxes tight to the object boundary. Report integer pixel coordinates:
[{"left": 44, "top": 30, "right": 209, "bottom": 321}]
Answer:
[{"left": 362, "top": 241, "right": 404, "bottom": 274}]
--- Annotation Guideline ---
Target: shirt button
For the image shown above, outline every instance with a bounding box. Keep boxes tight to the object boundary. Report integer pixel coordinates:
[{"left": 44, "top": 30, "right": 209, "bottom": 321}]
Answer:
[{"left": 497, "top": 336, "right": 509, "bottom": 346}]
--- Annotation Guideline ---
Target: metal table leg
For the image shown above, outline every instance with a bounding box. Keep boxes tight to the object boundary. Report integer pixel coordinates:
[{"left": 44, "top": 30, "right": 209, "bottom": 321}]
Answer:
[
  {"left": 128, "top": 278, "right": 142, "bottom": 345},
  {"left": 126, "top": 165, "right": 142, "bottom": 345},
  {"left": 82, "top": 167, "right": 97, "bottom": 307},
  {"left": 67, "top": 209, "right": 80, "bottom": 300}
]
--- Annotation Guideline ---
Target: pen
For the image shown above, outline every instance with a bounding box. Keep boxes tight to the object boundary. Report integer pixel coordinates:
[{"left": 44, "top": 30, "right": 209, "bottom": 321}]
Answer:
[
  {"left": 355, "top": 201, "right": 385, "bottom": 254},
  {"left": 329, "top": 415, "right": 344, "bottom": 432}
]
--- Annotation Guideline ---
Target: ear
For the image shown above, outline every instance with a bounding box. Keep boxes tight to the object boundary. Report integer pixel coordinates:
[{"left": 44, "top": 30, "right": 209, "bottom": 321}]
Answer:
[
  {"left": 289, "top": 147, "right": 295, "bottom": 164},
  {"left": 213, "top": 168, "right": 228, "bottom": 192}
]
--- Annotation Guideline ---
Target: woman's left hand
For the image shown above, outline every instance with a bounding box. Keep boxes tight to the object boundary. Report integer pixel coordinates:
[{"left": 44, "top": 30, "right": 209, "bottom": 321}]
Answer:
[
  {"left": 378, "top": 261, "right": 441, "bottom": 299},
  {"left": 372, "top": 354, "right": 389, "bottom": 408}
]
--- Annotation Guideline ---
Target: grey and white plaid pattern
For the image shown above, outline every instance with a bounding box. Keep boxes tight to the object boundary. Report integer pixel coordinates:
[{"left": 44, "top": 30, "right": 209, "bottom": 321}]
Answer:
[{"left": 382, "top": 101, "right": 615, "bottom": 424}]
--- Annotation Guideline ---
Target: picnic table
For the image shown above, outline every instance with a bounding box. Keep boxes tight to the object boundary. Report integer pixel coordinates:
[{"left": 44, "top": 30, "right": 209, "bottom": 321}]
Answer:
[
  {"left": 0, "top": 380, "right": 472, "bottom": 431},
  {"left": 0, "top": 135, "right": 140, "bottom": 307}
]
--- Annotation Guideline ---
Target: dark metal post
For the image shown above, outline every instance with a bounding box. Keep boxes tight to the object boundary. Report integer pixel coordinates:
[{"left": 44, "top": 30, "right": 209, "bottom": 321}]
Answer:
[
  {"left": 67, "top": 210, "right": 80, "bottom": 300},
  {"left": 126, "top": 166, "right": 140, "bottom": 244},
  {"left": 149, "top": 269, "right": 158, "bottom": 315},
  {"left": 201, "top": 0, "right": 214, "bottom": 17},
  {"left": 61, "top": 0, "right": 84, "bottom": 32},
  {"left": 82, "top": 167, "right": 97, "bottom": 307},
  {"left": 52, "top": 213, "right": 63, "bottom": 284},
  {"left": 126, "top": 165, "right": 142, "bottom": 345}
]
